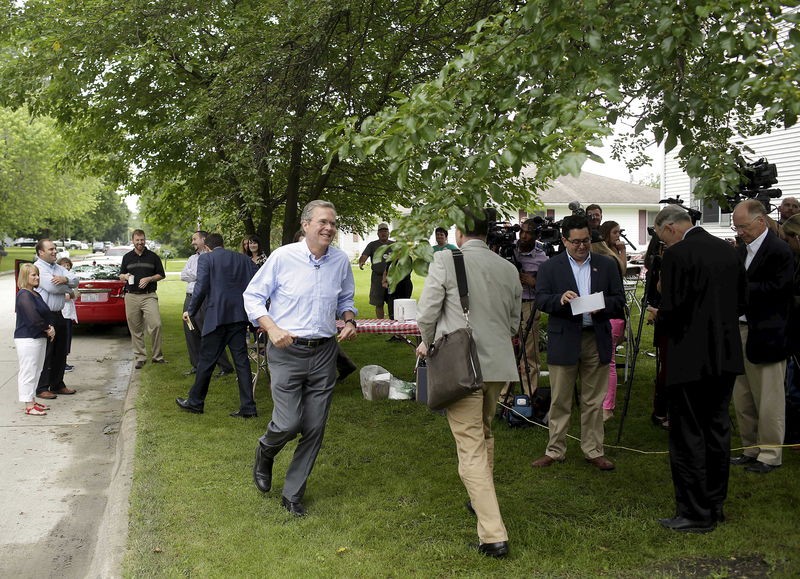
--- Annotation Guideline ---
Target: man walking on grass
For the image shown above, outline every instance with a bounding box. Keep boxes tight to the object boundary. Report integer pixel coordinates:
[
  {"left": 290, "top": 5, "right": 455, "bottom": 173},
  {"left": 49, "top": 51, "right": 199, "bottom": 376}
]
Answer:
[{"left": 244, "top": 200, "right": 357, "bottom": 517}]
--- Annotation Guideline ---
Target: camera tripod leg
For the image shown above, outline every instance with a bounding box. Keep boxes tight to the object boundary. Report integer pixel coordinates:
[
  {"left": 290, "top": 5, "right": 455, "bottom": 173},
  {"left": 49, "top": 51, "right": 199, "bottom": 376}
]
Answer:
[{"left": 616, "top": 286, "right": 651, "bottom": 444}]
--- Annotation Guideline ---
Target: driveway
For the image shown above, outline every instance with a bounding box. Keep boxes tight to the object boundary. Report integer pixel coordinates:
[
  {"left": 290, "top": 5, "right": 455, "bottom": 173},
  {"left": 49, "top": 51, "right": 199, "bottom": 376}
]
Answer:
[{"left": 0, "top": 273, "right": 134, "bottom": 578}]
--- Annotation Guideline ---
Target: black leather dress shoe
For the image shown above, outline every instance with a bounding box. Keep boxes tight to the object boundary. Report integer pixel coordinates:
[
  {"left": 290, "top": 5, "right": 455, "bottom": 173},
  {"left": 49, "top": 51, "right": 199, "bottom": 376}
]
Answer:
[
  {"left": 253, "top": 445, "right": 273, "bottom": 493},
  {"left": 230, "top": 410, "right": 258, "bottom": 419},
  {"left": 657, "top": 516, "right": 715, "bottom": 534},
  {"left": 134, "top": 361, "right": 145, "bottom": 369},
  {"left": 745, "top": 461, "right": 781, "bottom": 474},
  {"left": 281, "top": 496, "right": 307, "bottom": 517},
  {"left": 175, "top": 398, "right": 203, "bottom": 414},
  {"left": 730, "top": 454, "right": 757, "bottom": 465},
  {"left": 475, "top": 541, "right": 509, "bottom": 558}
]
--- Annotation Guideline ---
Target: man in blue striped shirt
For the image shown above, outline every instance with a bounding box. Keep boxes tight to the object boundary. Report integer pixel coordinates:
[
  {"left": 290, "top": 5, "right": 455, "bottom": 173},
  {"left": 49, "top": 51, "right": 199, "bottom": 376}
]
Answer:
[
  {"left": 244, "top": 200, "right": 357, "bottom": 517},
  {"left": 34, "top": 239, "right": 79, "bottom": 399}
]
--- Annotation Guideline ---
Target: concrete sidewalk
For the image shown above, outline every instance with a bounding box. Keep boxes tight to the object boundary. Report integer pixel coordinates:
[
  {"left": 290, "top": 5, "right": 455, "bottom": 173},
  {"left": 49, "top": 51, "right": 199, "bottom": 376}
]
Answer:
[{"left": 0, "top": 273, "right": 136, "bottom": 578}]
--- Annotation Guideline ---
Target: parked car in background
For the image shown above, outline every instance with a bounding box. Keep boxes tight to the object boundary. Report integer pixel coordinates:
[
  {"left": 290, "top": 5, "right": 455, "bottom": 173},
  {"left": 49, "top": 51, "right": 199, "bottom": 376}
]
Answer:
[
  {"left": 71, "top": 262, "right": 127, "bottom": 325},
  {"left": 80, "top": 245, "right": 132, "bottom": 266}
]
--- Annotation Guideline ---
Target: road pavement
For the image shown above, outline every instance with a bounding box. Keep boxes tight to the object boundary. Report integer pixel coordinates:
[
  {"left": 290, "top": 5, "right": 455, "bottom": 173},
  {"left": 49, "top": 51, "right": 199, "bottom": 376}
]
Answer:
[{"left": 0, "top": 272, "right": 135, "bottom": 578}]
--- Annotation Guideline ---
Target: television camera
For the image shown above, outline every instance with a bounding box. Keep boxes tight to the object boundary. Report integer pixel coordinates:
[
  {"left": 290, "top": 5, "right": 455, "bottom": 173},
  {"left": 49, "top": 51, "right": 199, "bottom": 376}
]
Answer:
[{"left": 723, "top": 158, "right": 782, "bottom": 213}]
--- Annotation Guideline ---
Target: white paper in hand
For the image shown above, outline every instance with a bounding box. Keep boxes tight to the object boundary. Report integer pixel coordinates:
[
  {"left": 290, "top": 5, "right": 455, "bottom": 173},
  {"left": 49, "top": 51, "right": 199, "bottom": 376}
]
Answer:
[{"left": 569, "top": 292, "right": 605, "bottom": 315}]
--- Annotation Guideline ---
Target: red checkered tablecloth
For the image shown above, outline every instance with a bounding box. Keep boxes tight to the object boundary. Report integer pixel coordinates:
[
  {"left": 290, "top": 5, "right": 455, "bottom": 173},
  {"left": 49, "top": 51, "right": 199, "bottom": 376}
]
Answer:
[{"left": 336, "top": 318, "right": 420, "bottom": 336}]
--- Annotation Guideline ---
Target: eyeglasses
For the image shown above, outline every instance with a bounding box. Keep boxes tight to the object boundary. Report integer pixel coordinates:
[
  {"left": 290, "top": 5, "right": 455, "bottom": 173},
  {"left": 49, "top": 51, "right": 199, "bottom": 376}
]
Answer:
[
  {"left": 730, "top": 215, "right": 760, "bottom": 232},
  {"left": 314, "top": 219, "right": 338, "bottom": 228},
  {"left": 566, "top": 238, "right": 592, "bottom": 246}
]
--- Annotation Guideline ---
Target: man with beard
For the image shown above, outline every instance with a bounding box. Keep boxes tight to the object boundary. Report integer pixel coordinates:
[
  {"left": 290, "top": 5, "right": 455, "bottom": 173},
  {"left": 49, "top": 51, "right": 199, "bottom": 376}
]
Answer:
[{"left": 119, "top": 229, "right": 166, "bottom": 369}]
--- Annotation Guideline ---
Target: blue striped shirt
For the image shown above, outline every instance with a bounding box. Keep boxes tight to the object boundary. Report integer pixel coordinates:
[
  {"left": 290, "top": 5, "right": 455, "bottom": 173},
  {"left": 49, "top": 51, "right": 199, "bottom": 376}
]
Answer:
[
  {"left": 243, "top": 241, "right": 357, "bottom": 339},
  {"left": 566, "top": 251, "right": 593, "bottom": 327},
  {"left": 34, "top": 258, "right": 79, "bottom": 312}
]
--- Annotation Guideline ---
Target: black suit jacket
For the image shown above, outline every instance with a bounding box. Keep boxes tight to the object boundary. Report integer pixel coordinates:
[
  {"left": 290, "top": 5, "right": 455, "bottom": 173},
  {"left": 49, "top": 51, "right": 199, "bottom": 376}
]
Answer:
[
  {"left": 536, "top": 251, "right": 625, "bottom": 366},
  {"left": 739, "top": 229, "right": 794, "bottom": 363},
  {"left": 188, "top": 248, "right": 258, "bottom": 336},
  {"left": 658, "top": 228, "right": 746, "bottom": 386}
]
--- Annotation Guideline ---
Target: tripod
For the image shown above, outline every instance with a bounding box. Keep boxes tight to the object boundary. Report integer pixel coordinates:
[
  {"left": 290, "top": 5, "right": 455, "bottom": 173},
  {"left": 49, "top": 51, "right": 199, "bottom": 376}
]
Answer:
[
  {"left": 615, "top": 264, "right": 657, "bottom": 443},
  {"left": 499, "top": 303, "right": 539, "bottom": 414}
]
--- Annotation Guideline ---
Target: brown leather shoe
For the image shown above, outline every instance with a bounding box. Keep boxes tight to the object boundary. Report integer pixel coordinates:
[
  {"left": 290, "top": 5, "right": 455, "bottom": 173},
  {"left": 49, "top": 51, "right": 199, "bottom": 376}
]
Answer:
[
  {"left": 585, "top": 456, "right": 615, "bottom": 470},
  {"left": 37, "top": 391, "right": 58, "bottom": 400},
  {"left": 53, "top": 387, "right": 77, "bottom": 395},
  {"left": 531, "top": 455, "right": 558, "bottom": 468}
]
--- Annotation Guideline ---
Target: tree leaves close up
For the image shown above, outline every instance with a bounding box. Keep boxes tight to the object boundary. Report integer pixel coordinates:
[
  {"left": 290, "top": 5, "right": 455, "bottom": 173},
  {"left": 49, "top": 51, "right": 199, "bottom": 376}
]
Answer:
[
  {"left": 327, "top": 0, "right": 800, "bottom": 281},
  {"left": 0, "top": 0, "right": 504, "bottom": 253}
]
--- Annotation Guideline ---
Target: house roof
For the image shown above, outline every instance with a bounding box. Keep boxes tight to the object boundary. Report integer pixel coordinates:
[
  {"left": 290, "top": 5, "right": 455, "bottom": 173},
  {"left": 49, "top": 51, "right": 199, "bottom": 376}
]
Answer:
[{"left": 534, "top": 172, "right": 661, "bottom": 206}]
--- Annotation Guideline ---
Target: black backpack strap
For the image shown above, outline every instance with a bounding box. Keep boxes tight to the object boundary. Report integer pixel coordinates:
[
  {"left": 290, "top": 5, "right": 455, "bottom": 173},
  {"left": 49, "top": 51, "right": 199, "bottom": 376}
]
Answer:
[{"left": 451, "top": 249, "right": 469, "bottom": 314}]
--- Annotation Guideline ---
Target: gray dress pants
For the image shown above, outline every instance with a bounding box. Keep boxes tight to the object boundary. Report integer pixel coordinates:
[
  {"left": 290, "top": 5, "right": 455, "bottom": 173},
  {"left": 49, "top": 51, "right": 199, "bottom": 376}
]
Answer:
[{"left": 259, "top": 338, "right": 338, "bottom": 502}]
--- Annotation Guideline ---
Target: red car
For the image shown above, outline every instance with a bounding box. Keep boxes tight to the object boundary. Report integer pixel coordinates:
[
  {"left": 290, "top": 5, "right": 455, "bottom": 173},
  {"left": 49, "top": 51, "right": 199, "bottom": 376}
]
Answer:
[
  {"left": 71, "top": 263, "right": 127, "bottom": 325},
  {"left": 14, "top": 259, "right": 127, "bottom": 325}
]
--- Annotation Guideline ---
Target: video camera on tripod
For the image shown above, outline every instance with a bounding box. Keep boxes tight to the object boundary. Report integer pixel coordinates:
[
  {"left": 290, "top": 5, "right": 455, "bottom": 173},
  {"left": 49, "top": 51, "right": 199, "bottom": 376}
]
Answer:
[
  {"left": 486, "top": 219, "right": 520, "bottom": 262},
  {"left": 723, "top": 157, "right": 782, "bottom": 213}
]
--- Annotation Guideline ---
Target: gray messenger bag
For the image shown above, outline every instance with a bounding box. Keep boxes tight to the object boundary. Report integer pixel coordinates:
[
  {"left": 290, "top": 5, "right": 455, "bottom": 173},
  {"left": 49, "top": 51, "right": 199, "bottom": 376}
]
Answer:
[{"left": 425, "top": 249, "right": 484, "bottom": 410}]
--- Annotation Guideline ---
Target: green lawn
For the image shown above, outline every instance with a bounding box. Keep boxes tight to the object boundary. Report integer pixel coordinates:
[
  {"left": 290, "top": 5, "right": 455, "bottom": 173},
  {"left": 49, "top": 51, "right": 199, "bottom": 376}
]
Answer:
[{"left": 124, "top": 269, "right": 800, "bottom": 577}]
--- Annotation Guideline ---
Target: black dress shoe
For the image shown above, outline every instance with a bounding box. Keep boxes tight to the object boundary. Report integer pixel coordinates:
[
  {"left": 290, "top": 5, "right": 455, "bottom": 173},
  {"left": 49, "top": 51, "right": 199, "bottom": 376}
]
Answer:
[
  {"left": 730, "top": 454, "right": 757, "bottom": 465},
  {"left": 134, "top": 361, "right": 145, "bottom": 369},
  {"left": 175, "top": 398, "right": 204, "bottom": 414},
  {"left": 657, "top": 516, "right": 715, "bottom": 534},
  {"left": 281, "top": 496, "right": 307, "bottom": 517},
  {"left": 745, "top": 461, "right": 781, "bottom": 474},
  {"left": 475, "top": 541, "right": 509, "bottom": 558},
  {"left": 230, "top": 410, "right": 258, "bottom": 419},
  {"left": 253, "top": 444, "right": 273, "bottom": 493}
]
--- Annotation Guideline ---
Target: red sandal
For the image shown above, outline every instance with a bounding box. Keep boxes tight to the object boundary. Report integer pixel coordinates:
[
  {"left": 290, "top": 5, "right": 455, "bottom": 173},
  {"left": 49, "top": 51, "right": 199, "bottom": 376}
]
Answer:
[
  {"left": 34, "top": 402, "right": 50, "bottom": 411},
  {"left": 25, "top": 406, "right": 47, "bottom": 416}
]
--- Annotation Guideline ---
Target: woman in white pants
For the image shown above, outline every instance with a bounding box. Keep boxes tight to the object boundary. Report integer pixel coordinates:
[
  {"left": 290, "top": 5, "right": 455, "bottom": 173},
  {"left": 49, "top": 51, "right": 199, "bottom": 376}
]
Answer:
[{"left": 15, "top": 263, "right": 55, "bottom": 416}]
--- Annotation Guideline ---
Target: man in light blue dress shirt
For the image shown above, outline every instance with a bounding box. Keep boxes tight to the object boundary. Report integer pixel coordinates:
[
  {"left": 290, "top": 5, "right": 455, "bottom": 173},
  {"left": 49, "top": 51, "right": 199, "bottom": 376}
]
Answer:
[
  {"left": 34, "top": 239, "right": 79, "bottom": 399},
  {"left": 244, "top": 200, "right": 357, "bottom": 517}
]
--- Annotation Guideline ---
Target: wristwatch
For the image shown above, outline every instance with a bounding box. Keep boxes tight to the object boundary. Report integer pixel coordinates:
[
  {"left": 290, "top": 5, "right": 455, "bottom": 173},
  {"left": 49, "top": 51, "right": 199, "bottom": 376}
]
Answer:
[{"left": 345, "top": 319, "right": 357, "bottom": 328}]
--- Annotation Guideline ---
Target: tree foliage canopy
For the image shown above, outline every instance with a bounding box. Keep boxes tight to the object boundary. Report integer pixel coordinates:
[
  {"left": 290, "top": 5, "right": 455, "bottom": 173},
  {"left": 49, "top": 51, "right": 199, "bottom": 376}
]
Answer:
[
  {"left": 328, "top": 0, "right": 800, "bottom": 279},
  {"left": 0, "top": 0, "right": 503, "bottom": 253},
  {"left": 0, "top": 106, "right": 101, "bottom": 237}
]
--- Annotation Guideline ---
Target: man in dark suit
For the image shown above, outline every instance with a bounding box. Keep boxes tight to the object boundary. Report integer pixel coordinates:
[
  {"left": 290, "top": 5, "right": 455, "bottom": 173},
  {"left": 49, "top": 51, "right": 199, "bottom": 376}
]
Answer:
[
  {"left": 532, "top": 215, "right": 625, "bottom": 471},
  {"left": 649, "top": 204, "right": 746, "bottom": 533},
  {"left": 176, "top": 233, "right": 259, "bottom": 417},
  {"left": 730, "top": 199, "right": 794, "bottom": 474}
]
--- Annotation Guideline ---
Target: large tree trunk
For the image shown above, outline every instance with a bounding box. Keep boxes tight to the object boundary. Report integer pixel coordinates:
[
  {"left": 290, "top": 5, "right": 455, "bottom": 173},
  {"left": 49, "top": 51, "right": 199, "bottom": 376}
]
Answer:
[{"left": 281, "top": 137, "right": 303, "bottom": 246}]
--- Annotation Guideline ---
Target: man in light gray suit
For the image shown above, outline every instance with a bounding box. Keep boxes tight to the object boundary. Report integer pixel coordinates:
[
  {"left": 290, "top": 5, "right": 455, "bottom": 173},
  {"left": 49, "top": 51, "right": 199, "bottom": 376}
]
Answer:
[{"left": 416, "top": 207, "right": 521, "bottom": 559}]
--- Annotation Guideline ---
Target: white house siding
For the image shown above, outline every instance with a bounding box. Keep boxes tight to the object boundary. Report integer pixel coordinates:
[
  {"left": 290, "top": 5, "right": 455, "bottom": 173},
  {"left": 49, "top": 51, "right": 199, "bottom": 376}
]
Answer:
[
  {"left": 663, "top": 148, "right": 693, "bottom": 202},
  {"left": 663, "top": 123, "right": 800, "bottom": 235}
]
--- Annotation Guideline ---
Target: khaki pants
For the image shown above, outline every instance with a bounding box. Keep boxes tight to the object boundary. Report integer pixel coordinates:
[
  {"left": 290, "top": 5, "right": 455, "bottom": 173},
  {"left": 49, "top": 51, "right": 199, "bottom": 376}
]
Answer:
[
  {"left": 546, "top": 331, "right": 609, "bottom": 460},
  {"left": 125, "top": 292, "right": 164, "bottom": 363},
  {"left": 447, "top": 381, "right": 508, "bottom": 544},
  {"left": 733, "top": 325, "right": 786, "bottom": 466}
]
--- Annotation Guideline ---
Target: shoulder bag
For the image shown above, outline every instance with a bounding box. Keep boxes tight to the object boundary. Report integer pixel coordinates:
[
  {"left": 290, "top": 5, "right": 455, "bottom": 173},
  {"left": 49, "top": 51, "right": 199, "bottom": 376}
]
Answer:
[{"left": 425, "top": 249, "right": 484, "bottom": 410}]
